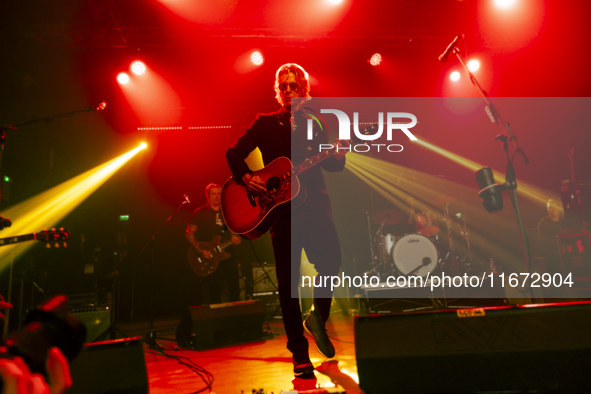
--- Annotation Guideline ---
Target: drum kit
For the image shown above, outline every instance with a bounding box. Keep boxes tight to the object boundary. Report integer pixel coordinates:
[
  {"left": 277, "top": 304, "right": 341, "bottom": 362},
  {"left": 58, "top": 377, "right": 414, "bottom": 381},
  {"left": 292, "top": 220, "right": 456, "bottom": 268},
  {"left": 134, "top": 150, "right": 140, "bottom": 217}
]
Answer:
[{"left": 367, "top": 197, "right": 474, "bottom": 279}]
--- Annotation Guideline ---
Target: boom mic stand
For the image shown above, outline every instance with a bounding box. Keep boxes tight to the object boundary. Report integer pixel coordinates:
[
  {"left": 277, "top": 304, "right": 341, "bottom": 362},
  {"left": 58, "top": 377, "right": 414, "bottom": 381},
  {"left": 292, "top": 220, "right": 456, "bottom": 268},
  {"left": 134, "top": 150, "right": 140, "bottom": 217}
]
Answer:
[
  {"left": 139, "top": 197, "right": 190, "bottom": 350},
  {"left": 0, "top": 103, "right": 106, "bottom": 335},
  {"left": 448, "top": 44, "right": 535, "bottom": 300}
]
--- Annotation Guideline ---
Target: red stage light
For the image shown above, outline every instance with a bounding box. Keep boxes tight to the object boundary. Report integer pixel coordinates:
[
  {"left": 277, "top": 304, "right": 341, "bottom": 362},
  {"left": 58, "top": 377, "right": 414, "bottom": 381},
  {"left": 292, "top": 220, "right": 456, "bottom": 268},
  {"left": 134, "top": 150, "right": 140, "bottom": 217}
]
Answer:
[
  {"left": 494, "top": 0, "right": 517, "bottom": 9},
  {"left": 369, "top": 53, "right": 382, "bottom": 66},
  {"left": 467, "top": 60, "right": 480, "bottom": 72},
  {"left": 131, "top": 61, "right": 146, "bottom": 76},
  {"left": 450, "top": 71, "right": 461, "bottom": 82},
  {"left": 251, "top": 51, "right": 264, "bottom": 66},
  {"left": 328, "top": 0, "right": 344, "bottom": 4},
  {"left": 117, "top": 73, "right": 130, "bottom": 85}
]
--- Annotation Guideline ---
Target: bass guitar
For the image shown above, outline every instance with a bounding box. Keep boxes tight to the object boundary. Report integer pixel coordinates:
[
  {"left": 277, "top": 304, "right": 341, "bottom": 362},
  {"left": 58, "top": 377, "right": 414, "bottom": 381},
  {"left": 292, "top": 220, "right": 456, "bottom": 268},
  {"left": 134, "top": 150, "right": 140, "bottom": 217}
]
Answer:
[{"left": 187, "top": 236, "right": 234, "bottom": 276}]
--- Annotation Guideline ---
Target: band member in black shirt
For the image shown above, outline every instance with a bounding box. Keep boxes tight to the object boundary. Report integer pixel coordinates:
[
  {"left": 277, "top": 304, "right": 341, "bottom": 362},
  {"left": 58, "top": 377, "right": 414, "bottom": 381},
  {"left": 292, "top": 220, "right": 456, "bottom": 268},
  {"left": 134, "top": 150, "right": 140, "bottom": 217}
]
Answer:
[{"left": 186, "top": 183, "right": 242, "bottom": 304}]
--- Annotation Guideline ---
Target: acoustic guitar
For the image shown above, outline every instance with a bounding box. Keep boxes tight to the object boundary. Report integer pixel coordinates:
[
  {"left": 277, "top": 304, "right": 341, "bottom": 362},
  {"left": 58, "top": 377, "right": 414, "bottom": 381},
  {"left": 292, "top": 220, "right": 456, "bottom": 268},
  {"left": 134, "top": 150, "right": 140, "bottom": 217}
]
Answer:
[{"left": 221, "top": 124, "right": 377, "bottom": 239}]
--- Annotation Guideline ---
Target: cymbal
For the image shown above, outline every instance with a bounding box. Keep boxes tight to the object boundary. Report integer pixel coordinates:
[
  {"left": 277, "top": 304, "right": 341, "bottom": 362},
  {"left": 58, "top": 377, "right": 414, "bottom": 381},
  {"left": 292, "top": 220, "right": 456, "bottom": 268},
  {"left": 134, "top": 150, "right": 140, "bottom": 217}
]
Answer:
[{"left": 373, "top": 210, "right": 404, "bottom": 225}]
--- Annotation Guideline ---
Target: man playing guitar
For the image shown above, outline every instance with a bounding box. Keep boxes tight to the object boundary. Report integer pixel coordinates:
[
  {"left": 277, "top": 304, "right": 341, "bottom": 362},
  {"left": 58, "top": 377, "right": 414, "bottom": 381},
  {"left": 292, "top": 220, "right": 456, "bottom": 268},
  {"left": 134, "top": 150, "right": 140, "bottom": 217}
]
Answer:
[
  {"left": 226, "top": 63, "right": 347, "bottom": 378},
  {"left": 185, "top": 183, "right": 242, "bottom": 304}
]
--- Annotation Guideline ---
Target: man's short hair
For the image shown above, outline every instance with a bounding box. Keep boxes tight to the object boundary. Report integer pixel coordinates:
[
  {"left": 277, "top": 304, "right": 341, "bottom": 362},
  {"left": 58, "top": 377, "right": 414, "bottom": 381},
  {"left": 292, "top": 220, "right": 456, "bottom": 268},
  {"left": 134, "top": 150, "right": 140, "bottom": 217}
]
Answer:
[
  {"left": 205, "top": 183, "right": 221, "bottom": 199},
  {"left": 274, "top": 63, "right": 311, "bottom": 105},
  {"left": 546, "top": 199, "right": 564, "bottom": 216}
]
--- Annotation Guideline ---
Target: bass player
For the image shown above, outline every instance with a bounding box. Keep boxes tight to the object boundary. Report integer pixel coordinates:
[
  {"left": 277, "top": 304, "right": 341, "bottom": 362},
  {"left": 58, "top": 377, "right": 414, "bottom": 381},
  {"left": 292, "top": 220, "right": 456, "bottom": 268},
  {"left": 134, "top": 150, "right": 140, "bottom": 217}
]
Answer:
[{"left": 185, "top": 183, "right": 242, "bottom": 304}]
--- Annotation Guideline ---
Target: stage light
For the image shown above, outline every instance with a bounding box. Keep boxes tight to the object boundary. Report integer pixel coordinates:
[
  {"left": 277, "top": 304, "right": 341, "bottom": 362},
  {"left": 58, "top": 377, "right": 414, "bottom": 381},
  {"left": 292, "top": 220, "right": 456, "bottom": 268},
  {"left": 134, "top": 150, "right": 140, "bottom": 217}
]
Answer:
[
  {"left": 251, "top": 51, "right": 264, "bottom": 66},
  {"left": 450, "top": 71, "right": 461, "bottom": 81},
  {"left": 328, "top": 0, "right": 344, "bottom": 5},
  {"left": 475, "top": 167, "right": 504, "bottom": 213},
  {"left": 494, "top": 0, "right": 517, "bottom": 9},
  {"left": 139, "top": 142, "right": 148, "bottom": 150},
  {"left": 117, "top": 73, "right": 130, "bottom": 85},
  {"left": 0, "top": 144, "right": 146, "bottom": 271},
  {"left": 369, "top": 53, "right": 382, "bottom": 66},
  {"left": 131, "top": 61, "right": 146, "bottom": 76},
  {"left": 467, "top": 60, "right": 480, "bottom": 72}
]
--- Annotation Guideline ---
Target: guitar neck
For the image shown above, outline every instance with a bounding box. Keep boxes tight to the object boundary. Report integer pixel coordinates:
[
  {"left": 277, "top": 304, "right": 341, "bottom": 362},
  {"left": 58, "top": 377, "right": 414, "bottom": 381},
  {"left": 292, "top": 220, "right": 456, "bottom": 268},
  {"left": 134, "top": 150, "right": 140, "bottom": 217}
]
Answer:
[
  {"left": 0, "top": 233, "right": 38, "bottom": 246},
  {"left": 292, "top": 150, "right": 337, "bottom": 177},
  {"left": 220, "top": 239, "right": 234, "bottom": 250},
  {"left": 291, "top": 123, "right": 379, "bottom": 177}
]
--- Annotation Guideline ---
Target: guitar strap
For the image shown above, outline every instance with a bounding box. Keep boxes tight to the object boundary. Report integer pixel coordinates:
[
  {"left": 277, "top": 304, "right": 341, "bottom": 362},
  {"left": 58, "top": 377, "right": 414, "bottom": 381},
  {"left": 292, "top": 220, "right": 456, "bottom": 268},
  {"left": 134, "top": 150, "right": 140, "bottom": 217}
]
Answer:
[{"left": 276, "top": 111, "right": 292, "bottom": 155}]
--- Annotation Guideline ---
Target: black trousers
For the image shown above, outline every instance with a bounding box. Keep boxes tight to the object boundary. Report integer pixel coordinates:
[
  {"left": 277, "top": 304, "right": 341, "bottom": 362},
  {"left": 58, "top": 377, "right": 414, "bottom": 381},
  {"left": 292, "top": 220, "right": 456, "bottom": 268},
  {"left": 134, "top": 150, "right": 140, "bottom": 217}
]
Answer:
[
  {"left": 271, "top": 209, "right": 342, "bottom": 360},
  {"left": 197, "top": 255, "right": 240, "bottom": 305}
]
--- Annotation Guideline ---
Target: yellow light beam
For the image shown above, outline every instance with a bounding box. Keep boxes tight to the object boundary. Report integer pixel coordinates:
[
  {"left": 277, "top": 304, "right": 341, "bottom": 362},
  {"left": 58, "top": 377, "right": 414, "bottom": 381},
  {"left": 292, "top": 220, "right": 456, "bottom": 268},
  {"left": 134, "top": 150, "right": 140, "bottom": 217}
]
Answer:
[
  {"left": 344, "top": 154, "right": 534, "bottom": 269},
  {"left": 413, "top": 138, "right": 559, "bottom": 205},
  {"left": 0, "top": 144, "right": 145, "bottom": 270}
]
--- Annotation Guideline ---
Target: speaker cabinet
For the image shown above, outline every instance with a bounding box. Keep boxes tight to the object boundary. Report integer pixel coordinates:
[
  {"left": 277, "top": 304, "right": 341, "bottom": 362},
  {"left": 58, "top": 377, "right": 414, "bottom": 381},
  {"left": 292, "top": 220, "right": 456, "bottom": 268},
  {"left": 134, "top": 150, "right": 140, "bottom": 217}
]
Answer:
[
  {"left": 176, "top": 300, "right": 265, "bottom": 350},
  {"left": 69, "top": 336, "right": 148, "bottom": 394},
  {"left": 355, "top": 301, "right": 591, "bottom": 394}
]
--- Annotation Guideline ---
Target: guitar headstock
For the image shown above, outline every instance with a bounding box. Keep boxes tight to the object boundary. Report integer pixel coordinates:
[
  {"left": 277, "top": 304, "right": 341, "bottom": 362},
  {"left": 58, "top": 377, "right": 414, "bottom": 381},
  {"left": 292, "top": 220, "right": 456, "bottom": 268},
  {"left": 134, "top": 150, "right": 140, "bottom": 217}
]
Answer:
[{"left": 39, "top": 228, "right": 70, "bottom": 248}]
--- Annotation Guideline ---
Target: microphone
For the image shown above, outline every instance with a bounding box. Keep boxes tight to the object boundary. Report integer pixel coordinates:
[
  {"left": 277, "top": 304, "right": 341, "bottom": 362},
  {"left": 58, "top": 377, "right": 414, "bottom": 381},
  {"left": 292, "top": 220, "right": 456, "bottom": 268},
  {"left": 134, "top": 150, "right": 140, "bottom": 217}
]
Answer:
[
  {"left": 183, "top": 194, "right": 191, "bottom": 205},
  {"left": 438, "top": 35, "right": 462, "bottom": 63}
]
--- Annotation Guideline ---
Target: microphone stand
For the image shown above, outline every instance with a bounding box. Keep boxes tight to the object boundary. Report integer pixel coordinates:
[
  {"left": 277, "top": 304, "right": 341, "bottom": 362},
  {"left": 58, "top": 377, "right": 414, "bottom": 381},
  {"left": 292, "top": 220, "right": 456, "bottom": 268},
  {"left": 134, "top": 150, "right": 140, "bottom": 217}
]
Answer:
[
  {"left": 450, "top": 46, "right": 535, "bottom": 301},
  {"left": 139, "top": 197, "right": 189, "bottom": 350},
  {"left": 0, "top": 102, "right": 107, "bottom": 133},
  {"left": 0, "top": 103, "right": 107, "bottom": 203},
  {"left": 0, "top": 103, "right": 106, "bottom": 332}
]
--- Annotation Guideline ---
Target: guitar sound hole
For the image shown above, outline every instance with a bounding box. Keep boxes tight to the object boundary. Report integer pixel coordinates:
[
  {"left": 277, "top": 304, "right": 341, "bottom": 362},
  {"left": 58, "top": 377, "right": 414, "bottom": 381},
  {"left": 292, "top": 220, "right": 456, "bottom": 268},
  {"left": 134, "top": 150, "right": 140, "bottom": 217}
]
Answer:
[{"left": 266, "top": 177, "right": 281, "bottom": 192}]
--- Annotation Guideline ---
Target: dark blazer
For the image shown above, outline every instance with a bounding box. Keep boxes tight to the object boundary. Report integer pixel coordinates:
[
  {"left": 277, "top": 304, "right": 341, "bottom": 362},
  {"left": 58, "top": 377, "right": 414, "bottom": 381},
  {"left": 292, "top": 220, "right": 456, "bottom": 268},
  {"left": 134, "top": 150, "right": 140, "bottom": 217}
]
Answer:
[{"left": 226, "top": 108, "right": 346, "bottom": 211}]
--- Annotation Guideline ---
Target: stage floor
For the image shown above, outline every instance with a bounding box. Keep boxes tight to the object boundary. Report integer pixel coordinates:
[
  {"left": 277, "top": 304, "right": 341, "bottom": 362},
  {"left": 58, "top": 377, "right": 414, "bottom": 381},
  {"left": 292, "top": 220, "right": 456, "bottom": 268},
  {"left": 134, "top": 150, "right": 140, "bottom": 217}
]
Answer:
[{"left": 119, "top": 315, "right": 362, "bottom": 393}]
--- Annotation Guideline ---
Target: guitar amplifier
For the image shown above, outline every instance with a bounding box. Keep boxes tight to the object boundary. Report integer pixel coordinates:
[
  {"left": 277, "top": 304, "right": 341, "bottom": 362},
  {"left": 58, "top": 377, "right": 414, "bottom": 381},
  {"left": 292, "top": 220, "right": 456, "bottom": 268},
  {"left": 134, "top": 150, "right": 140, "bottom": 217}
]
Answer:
[
  {"left": 253, "top": 265, "right": 277, "bottom": 293},
  {"left": 557, "top": 229, "right": 591, "bottom": 278},
  {"left": 69, "top": 304, "right": 111, "bottom": 343}
]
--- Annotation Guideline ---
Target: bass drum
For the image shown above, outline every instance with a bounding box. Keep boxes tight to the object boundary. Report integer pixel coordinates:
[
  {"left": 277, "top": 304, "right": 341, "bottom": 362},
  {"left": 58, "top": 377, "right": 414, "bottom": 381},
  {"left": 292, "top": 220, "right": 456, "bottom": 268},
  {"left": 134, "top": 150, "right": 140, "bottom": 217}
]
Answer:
[{"left": 392, "top": 233, "right": 438, "bottom": 277}]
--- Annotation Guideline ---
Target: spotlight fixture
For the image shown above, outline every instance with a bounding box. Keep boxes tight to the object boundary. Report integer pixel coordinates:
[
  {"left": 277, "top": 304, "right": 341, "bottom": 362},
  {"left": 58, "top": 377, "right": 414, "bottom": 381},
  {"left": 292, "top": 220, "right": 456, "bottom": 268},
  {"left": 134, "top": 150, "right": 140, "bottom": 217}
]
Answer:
[
  {"left": 475, "top": 167, "right": 505, "bottom": 213},
  {"left": 117, "top": 73, "right": 130, "bottom": 85},
  {"left": 467, "top": 60, "right": 480, "bottom": 72},
  {"left": 130, "top": 61, "right": 146, "bottom": 76},
  {"left": 450, "top": 71, "right": 460, "bottom": 81},
  {"left": 251, "top": 51, "right": 264, "bottom": 66},
  {"left": 369, "top": 53, "right": 382, "bottom": 66},
  {"left": 494, "top": 0, "right": 517, "bottom": 9}
]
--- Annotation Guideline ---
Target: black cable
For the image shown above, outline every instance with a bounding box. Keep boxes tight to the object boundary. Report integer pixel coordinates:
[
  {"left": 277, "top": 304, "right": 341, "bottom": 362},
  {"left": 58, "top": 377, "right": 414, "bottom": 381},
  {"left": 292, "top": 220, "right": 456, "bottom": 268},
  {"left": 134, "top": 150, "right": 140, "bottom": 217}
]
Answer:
[
  {"left": 327, "top": 334, "right": 354, "bottom": 345},
  {"left": 145, "top": 348, "right": 214, "bottom": 393}
]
